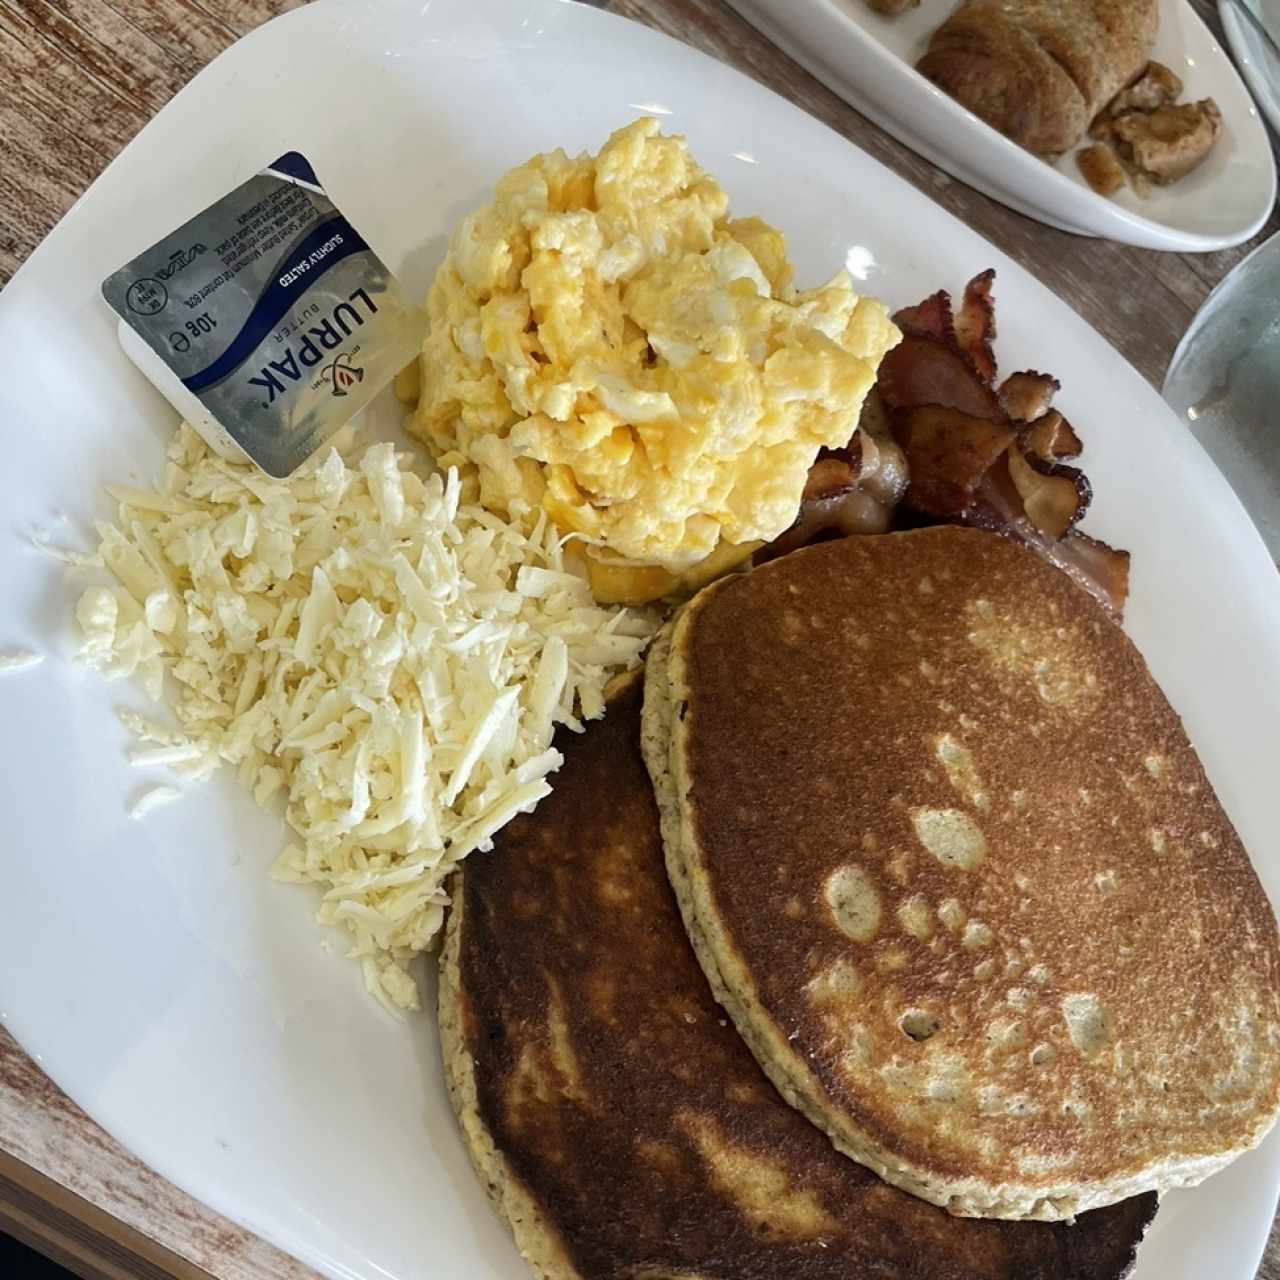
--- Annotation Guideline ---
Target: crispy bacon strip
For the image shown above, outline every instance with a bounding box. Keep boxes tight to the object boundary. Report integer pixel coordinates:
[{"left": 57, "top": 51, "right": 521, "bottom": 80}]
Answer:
[
  {"left": 758, "top": 490, "right": 891, "bottom": 563},
  {"left": 999, "top": 371, "right": 1060, "bottom": 424},
  {"left": 878, "top": 336, "right": 1004, "bottom": 423},
  {"left": 804, "top": 456, "right": 859, "bottom": 501},
  {"left": 955, "top": 269, "right": 997, "bottom": 384},
  {"left": 893, "top": 406, "right": 1017, "bottom": 518},
  {"left": 893, "top": 289, "right": 955, "bottom": 343},
  {"left": 774, "top": 269, "right": 1129, "bottom": 618},
  {"left": 964, "top": 457, "right": 1128, "bottom": 616},
  {"left": 1057, "top": 531, "right": 1131, "bottom": 616},
  {"left": 1025, "top": 410, "right": 1083, "bottom": 461},
  {"left": 1008, "top": 437, "right": 1091, "bottom": 539}
]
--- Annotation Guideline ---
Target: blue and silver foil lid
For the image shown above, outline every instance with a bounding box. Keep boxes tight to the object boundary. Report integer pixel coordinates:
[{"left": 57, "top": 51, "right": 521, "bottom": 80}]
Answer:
[{"left": 102, "top": 151, "right": 421, "bottom": 478}]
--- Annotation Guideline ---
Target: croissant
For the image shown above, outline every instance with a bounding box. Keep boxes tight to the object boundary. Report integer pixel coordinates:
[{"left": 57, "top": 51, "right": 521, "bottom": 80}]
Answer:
[{"left": 917, "top": 0, "right": 1158, "bottom": 155}]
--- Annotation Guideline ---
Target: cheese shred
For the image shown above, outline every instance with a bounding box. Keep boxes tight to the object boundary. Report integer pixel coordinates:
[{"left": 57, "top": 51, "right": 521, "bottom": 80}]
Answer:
[{"left": 74, "top": 427, "right": 656, "bottom": 1012}]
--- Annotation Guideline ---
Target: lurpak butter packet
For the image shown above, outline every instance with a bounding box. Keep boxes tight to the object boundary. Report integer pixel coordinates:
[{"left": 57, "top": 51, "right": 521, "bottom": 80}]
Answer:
[{"left": 102, "top": 152, "right": 421, "bottom": 478}]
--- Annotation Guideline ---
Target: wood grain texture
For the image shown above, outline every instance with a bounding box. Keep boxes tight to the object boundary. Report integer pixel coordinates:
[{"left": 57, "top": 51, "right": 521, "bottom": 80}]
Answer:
[
  {"left": 0, "top": 1026, "right": 318, "bottom": 1278},
  {"left": 1, "top": 0, "right": 1278, "bottom": 1277},
  {"left": 0, "top": 0, "right": 305, "bottom": 283},
  {"left": 0, "top": 1151, "right": 219, "bottom": 1280}
]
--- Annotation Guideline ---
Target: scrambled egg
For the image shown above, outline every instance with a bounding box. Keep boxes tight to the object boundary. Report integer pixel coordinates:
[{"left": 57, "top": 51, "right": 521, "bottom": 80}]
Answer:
[{"left": 410, "top": 118, "right": 899, "bottom": 587}]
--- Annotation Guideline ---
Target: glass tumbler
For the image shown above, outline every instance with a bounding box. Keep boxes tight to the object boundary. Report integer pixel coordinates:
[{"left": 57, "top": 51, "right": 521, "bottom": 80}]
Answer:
[{"left": 1163, "top": 229, "right": 1280, "bottom": 561}]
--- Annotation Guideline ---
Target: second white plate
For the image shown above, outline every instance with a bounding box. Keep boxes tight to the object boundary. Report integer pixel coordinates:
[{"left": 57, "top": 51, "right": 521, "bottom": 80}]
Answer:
[
  {"left": 726, "top": 0, "right": 1276, "bottom": 250},
  {"left": 1220, "top": 0, "right": 1280, "bottom": 136}
]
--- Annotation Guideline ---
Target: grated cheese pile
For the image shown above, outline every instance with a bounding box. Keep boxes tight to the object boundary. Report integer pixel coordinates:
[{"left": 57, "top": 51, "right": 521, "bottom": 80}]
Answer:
[{"left": 73, "top": 426, "right": 656, "bottom": 1011}]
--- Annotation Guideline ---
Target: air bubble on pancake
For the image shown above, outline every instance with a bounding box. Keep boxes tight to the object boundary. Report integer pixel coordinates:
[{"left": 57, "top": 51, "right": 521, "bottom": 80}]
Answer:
[
  {"left": 1062, "top": 993, "right": 1111, "bottom": 1058},
  {"left": 934, "top": 734, "right": 990, "bottom": 812},
  {"left": 918, "top": 575, "right": 935, "bottom": 595},
  {"left": 973, "top": 958, "right": 997, "bottom": 981},
  {"left": 922, "top": 1056, "right": 969, "bottom": 1103},
  {"left": 962, "top": 920, "right": 993, "bottom": 949},
  {"left": 876, "top": 948, "right": 907, "bottom": 973},
  {"left": 1010, "top": 790, "right": 1028, "bottom": 812},
  {"left": 911, "top": 807, "right": 988, "bottom": 870},
  {"left": 886, "top": 849, "right": 912, "bottom": 884},
  {"left": 919, "top": 659, "right": 939, "bottom": 681},
  {"left": 937, "top": 898, "right": 966, "bottom": 932},
  {"left": 824, "top": 865, "right": 881, "bottom": 942},
  {"left": 1199, "top": 831, "right": 1219, "bottom": 850},
  {"left": 928, "top": 1078, "right": 961, "bottom": 1103},
  {"left": 987, "top": 1018, "right": 1026, "bottom": 1051},
  {"left": 898, "top": 894, "right": 934, "bottom": 940},
  {"left": 1144, "top": 754, "right": 1166, "bottom": 778},
  {"left": 1028, "top": 963, "right": 1050, "bottom": 984},
  {"left": 1007, "top": 988, "right": 1032, "bottom": 1010},
  {"left": 900, "top": 1009, "right": 940, "bottom": 1042},
  {"left": 977, "top": 1084, "right": 1005, "bottom": 1114},
  {"left": 805, "top": 958, "right": 862, "bottom": 1005},
  {"left": 1149, "top": 828, "right": 1167, "bottom": 854},
  {"left": 840, "top": 1025, "right": 875, "bottom": 1071},
  {"left": 1094, "top": 870, "right": 1118, "bottom": 894},
  {"left": 1030, "top": 1043, "right": 1056, "bottom": 1067}
]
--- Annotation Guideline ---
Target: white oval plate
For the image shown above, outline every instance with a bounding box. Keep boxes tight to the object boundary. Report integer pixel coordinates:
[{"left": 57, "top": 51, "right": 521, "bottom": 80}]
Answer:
[
  {"left": 725, "top": 0, "right": 1276, "bottom": 250},
  {"left": 1, "top": 2, "right": 1279, "bottom": 1278},
  {"left": 1220, "top": 0, "right": 1280, "bottom": 135}
]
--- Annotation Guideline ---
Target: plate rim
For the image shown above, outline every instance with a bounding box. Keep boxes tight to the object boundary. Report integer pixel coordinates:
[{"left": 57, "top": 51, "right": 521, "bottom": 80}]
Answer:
[
  {"left": 1219, "top": 0, "right": 1280, "bottom": 135},
  {"left": 2, "top": 2, "right": 1280, "bottom": 1279}
]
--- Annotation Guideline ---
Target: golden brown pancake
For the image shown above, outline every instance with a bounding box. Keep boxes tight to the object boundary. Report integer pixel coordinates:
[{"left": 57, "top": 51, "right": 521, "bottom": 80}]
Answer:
[
  {"left": 643, "top": 527, "right": 1280, "bottom": 1221},
  {"left": 440, "top": 676, "right": 1157, "bottom": 1278}
]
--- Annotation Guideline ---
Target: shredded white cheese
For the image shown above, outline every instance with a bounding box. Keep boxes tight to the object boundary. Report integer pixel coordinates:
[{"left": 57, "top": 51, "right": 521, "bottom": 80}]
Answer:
[
  {"left": 75, "top": 426, "right": 656, "bottom": 1011},
  {"left": 0, "top": 651, "right": 43, "bottom": 674},
  {"left": 130, "top": 784, "right": 182, "bottom": 820}
]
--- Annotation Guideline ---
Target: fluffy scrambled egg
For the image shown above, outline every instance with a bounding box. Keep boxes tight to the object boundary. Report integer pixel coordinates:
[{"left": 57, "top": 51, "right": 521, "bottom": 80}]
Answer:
[{"left": 409, "top": 118, "right": 898, "bottom": 592}]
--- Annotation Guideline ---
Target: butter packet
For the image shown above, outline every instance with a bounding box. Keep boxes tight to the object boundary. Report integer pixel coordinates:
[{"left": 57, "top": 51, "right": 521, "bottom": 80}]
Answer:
[{"left": 102, "top": 152, "right": 421, "bottom": 478}]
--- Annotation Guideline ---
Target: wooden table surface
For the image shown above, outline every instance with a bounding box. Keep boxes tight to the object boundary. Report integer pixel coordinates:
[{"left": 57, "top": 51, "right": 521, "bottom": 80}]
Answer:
[{"left": 1, "top": 0, "right": 1277, "bottom": 1277}]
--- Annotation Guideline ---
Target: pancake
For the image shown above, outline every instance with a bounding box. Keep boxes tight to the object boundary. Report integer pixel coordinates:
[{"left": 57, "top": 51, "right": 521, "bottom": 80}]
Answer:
[
  {"left": 643, "top": 526, "right": 1280, "bottom": 1222},
  {"left": 439, "top": 676, "right": 1158, "bottom": 1279}
]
